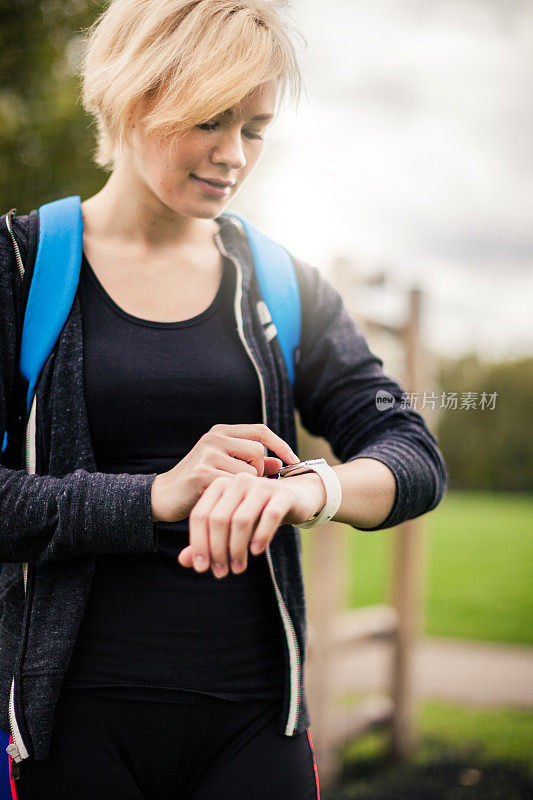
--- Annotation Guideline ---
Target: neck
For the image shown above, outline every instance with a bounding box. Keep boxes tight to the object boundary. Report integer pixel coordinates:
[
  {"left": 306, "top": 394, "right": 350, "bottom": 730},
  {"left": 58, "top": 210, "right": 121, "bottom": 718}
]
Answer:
[{"left": 81, "top": 159, "right": 219, "bottom": 251}]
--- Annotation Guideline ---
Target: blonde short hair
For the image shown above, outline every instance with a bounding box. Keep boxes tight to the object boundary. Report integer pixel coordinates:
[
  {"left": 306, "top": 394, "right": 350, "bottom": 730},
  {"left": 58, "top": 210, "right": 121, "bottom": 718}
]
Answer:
[{"left": 78, "top": 0, "right": 306, "bottom": 171}]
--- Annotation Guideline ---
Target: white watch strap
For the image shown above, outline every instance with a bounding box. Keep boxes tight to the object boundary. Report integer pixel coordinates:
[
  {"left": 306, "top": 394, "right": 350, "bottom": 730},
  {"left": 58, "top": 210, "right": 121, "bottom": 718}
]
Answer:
[{"left": 279, "top": 459, "right": 342, "bottom": 529}]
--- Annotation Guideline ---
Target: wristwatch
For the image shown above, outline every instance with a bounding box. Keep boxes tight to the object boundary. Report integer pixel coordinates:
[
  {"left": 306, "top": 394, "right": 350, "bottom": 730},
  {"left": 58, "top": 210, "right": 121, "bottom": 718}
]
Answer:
[{"left": 277, "top": 458, "right": 342, "bottom": 529}]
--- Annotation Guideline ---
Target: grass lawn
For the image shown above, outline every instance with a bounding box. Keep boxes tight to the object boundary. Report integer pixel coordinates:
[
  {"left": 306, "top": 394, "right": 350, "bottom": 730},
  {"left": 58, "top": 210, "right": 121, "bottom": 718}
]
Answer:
[
  {"left": 324, "top": 701, "right": 533, "bottom": 799},
  {"left": 339, "top": 698, "right": 533, "bottom": 766},
  {"left": 302, "top": 490, "right": 533, "bottom": 645}
]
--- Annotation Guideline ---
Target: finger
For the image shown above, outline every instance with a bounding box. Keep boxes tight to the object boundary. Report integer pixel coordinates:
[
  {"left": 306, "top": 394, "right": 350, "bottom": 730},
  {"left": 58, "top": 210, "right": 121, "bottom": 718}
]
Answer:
[
  {"left": 212, "top": 424, "right": 299, "bottom": 465},
  {"left": 189, "top": 478, "right": 228, "bottom": 572},
  {"left": 224, "top": 438, "right": 267, "bottom": 477},
  {"left": 249, "top": 494, "right": 292, "bottom": 556},
  {"left": 216, "top": 452, "right": 259, "bottom": 477},
  {"left": 206, "top": 439, "right": 266, "bottom": 478},
  {"left": 263, "top": 457, "right": 283, "bottom": 476},
  {"left": 228, "top": 486, "right": 273, "bottom": 573},
  {"left": 177, "top": 544, "right": 194, "bottom": 568},
  {"left": 207, "top": 475, "right": 253, "bottom": 578}
]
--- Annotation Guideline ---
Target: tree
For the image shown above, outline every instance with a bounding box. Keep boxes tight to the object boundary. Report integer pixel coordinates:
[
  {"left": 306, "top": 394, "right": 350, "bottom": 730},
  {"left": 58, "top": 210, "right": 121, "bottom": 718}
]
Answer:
[
  {"left": 437, "top": 354, "right": 533, "bottom": 492},
  {"left": 0, "top": 0, "right": 105, "bottom": 215}
]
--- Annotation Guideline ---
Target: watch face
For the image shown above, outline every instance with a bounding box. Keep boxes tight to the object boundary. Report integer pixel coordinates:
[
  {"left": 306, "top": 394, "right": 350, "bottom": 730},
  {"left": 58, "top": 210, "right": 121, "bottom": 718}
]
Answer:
[
  {"left": 277, "top": 458, "right": 326, "bottom": 478},
  {"left": 278, "top": 462, "right": 305, "bottom": 478},
  {"left": 279, "top": 466, "right": 312, "bottom": 478}
]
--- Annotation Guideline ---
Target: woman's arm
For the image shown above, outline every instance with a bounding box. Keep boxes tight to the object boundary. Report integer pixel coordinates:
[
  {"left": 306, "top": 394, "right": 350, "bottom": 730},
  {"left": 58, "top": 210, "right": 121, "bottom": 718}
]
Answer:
[
  {"left": 292, "top": 255, "right": 448, "bottom": 531},
  {"left": 292, "top": 457, "right": 397, "bottom": 530},
  {"left": 176, "top": 457, "right": 397, "bottom": 579}
]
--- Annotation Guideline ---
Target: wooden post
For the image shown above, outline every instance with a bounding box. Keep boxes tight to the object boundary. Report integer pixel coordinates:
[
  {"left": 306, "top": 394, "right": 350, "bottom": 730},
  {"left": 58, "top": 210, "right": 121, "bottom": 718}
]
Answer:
[
  {"left": 388, "top": 287, "right": 427, "bottom": 759},
  {"left": 306, "top": 520, "right": 346, "bottom": 789},
  {"left": 297, "top": 417, "right": 345, "bottom": 790}
]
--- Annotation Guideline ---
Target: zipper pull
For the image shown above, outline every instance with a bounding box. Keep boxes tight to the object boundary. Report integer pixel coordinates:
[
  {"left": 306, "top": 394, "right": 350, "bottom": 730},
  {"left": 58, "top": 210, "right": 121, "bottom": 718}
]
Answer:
[
  {"left": 6, "top": 742, "right": 21, "bottom": 762},
  {"left": 10, "top": 758, "right": 21, "bottom": 781},
  {"left": 6, "top": 743, "right": 22, "bottom": 779}
]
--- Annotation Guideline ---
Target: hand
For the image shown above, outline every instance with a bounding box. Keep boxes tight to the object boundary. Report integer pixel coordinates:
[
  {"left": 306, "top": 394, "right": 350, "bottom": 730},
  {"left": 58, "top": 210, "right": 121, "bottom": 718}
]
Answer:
[
  {"left": 151, "top": 423, "right": 299, "bottom": 524},
  {"left": 177, "top": 470, "right": 327, "bottom": 578}
]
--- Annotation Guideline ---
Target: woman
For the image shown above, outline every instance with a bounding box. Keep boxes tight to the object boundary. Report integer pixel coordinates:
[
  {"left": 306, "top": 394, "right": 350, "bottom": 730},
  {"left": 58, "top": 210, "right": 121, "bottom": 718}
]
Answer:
[{"left": 0, "top": 1, "right": 447, "bottom": 798}]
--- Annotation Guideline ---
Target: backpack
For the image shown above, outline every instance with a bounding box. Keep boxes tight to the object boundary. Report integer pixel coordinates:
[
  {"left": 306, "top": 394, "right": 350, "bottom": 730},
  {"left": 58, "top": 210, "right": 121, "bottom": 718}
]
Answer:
[{"left": 0, "top": 195, "right": 301, "bottom": 788}]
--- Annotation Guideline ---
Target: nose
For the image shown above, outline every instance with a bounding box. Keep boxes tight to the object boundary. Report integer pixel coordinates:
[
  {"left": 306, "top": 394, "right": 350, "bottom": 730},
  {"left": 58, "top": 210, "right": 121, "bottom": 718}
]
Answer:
[{"left": 210, "top": 130, "right": 246, "bottom": 171}]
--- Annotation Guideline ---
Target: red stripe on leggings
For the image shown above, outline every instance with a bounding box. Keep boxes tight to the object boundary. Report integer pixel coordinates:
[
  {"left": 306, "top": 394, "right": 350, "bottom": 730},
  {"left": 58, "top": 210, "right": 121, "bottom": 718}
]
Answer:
[
  {"left": 306, "top": 727, "right": 320, "bottom": 799},
  {"left": 8, "top": 735, "right": 18, "bottom": 800}
]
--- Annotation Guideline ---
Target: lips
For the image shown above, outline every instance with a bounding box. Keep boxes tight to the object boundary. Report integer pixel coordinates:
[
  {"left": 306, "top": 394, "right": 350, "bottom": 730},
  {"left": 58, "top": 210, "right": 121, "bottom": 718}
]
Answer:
[
  {"left": 192, "top": 175, "right": 234, "bottom": 187},
  {"left": 190, "top": 174, "right": 234, "bottom": 198}
]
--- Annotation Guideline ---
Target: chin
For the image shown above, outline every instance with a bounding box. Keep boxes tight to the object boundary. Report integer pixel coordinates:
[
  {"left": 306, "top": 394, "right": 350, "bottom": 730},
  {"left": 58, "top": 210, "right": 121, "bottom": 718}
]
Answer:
[{"left": 190, "top": 207, "right": 224, "bottom": 220}]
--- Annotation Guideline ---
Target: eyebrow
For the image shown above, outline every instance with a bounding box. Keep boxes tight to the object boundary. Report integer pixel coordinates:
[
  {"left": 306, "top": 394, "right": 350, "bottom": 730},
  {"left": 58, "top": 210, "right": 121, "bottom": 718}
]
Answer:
[{"left": 222, "top": 109, "right": 274, "bottom": 122}]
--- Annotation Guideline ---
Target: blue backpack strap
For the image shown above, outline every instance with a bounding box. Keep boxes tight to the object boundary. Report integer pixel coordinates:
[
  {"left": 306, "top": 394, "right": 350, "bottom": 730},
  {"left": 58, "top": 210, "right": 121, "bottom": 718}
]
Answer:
[
  {"left": 19, "top": 196, "right": 82, "bottom": 418},
  {"left": 225, "top": 213, "right": 301, "bottom": 386},
  {"left": 1, "top": 196, "right": 82, "bottom": 458}
]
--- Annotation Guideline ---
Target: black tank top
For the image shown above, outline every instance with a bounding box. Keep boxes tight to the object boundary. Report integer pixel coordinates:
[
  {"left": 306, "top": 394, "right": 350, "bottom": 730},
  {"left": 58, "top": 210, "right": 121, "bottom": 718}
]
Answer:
[{"left": 63, "top": 249, "right": 286, "bottom": 703}]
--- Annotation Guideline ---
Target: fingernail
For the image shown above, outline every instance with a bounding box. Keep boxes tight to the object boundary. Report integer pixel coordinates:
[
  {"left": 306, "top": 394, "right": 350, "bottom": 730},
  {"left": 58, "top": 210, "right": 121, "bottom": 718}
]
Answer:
[
  {"left": 231, "top": 559, "right": 243, "bottom": 572},
  {"left": 250, "top": 541, "right": 262, "bottom": 555},
  {"left": 194, "top": 555, "right": 206, "bottom": 569},
  {"left": 213, "top": 562, "right": 226, "bottom": 577}
]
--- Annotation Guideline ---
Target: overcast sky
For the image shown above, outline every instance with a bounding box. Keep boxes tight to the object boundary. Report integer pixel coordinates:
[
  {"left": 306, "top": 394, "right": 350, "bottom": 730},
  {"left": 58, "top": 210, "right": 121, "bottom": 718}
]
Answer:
[{"left": 230, "top": 0, "right": 533, "bottom": 361}]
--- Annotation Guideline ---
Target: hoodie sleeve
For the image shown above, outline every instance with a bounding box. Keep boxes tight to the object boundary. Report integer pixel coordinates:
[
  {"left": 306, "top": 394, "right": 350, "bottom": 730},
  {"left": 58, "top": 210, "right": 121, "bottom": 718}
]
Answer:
[
  {"left": 291, "top": 255, "right": 448, "bottom": 531},
  {"left": 0, "top": 211, "right": 159, "bottom": 564}
]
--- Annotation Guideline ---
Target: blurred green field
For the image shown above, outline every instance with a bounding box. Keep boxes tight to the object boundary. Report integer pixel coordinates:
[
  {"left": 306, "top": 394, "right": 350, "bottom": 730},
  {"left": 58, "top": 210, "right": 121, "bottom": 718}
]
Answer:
[
  {"left": 340, "top": 699, "right": 533, "bottom": 766},
  {"left": 303, "top": 490, "right": 533, "bottom": 645},
  {"left": 331, "top": 702, "right": 533, "bottom": 799}
]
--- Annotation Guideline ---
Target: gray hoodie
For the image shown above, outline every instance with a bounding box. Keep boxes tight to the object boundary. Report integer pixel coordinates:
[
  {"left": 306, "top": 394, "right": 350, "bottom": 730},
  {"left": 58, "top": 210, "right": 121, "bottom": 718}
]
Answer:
[{"left": 0, "top": 209, "right": 447, "bottom": 764}]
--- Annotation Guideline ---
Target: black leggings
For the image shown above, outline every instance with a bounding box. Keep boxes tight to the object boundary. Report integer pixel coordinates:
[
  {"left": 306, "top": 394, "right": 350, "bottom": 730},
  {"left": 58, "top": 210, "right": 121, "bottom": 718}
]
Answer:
[{"left": 11, "top": 688, "right": 320, "bottom": 800}]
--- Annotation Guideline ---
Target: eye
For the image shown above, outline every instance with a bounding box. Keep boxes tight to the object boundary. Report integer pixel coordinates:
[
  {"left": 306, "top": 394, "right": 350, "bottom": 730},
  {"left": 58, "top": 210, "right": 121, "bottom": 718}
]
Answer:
[{"left": 195, "top": 121, "right": 263, "bottom": 141}]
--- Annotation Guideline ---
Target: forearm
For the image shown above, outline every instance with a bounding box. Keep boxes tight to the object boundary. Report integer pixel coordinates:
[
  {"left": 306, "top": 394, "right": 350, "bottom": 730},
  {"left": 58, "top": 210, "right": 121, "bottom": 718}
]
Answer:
[
  {"left": 294, "top": 457, "right": 397, "bottom": 531},
  {"left": 0, "top": 466, "right": 158, "bottom": 562}
]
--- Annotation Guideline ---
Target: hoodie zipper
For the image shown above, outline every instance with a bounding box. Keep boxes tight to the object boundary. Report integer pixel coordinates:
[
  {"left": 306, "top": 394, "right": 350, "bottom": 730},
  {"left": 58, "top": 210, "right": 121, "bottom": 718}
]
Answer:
[
  {"left": 223, "top": 232, "right": 302, "bottom": 735},
  {"left": 5, "top": 209, "right": 32, "bottom": 775},
  {"left": 5, "top": 209, "right": 24, "bottom": 281}
]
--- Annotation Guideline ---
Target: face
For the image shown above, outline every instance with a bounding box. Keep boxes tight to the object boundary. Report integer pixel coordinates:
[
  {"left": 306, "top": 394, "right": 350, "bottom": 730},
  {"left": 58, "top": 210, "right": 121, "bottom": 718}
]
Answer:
[{"left": 124, "top": 79, "right": 278, "bottom": 220}]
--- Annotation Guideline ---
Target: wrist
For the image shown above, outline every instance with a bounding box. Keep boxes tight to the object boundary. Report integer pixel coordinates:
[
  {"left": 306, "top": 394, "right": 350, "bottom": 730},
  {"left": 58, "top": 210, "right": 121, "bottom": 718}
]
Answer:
[
  {"left": 278, "top": 458, "right": 342, "bottom": 528},
  {"left": 292, "top": 472, "right": 327, "bottom": 517},
  {"left": 151, "top": 472, "right": 171, "bottom": 523}
]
